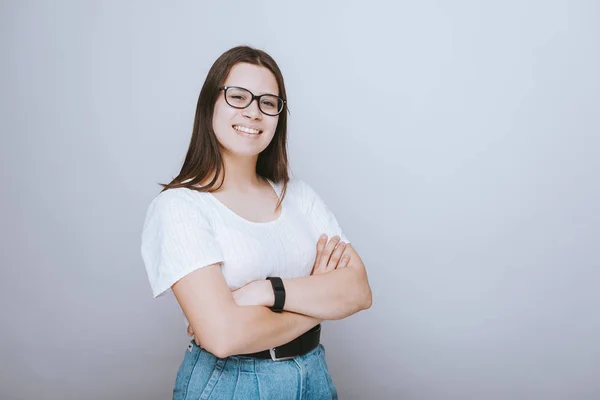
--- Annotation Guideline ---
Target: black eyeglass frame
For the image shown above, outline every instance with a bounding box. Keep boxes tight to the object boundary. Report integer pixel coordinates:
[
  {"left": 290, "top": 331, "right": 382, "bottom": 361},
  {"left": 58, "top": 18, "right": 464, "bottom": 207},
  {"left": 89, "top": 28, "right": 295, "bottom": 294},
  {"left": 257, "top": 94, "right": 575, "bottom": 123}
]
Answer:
[{"left": 218, "top": 86, "right": 287, "bottom": 116}]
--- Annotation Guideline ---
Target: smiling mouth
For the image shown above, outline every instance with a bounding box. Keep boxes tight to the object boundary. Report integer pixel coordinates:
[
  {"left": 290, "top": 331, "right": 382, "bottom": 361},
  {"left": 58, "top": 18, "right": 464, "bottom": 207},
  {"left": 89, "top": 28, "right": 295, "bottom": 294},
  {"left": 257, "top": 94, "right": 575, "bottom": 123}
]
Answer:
[{"left": 233, "top": 125, "right": 263, "bottom": 135}]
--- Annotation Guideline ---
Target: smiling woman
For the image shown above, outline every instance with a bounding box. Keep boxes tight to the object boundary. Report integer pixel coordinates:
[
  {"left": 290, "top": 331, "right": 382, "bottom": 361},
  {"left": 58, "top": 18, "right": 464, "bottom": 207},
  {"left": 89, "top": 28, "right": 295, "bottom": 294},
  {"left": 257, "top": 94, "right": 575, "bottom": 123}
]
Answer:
[
  {"left": 211, "top": 63, "right": 282, "bottom": 157},
  {"left": 141, "top": 46, "right": 372, "bottom": 399}
]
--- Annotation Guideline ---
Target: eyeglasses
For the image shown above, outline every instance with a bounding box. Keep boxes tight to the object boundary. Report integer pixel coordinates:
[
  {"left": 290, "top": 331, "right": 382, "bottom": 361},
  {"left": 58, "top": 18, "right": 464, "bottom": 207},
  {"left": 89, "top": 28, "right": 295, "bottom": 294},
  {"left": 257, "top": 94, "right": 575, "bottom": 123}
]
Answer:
[{"left": 218, "top": 86, "right": 286, "bottom": 116}]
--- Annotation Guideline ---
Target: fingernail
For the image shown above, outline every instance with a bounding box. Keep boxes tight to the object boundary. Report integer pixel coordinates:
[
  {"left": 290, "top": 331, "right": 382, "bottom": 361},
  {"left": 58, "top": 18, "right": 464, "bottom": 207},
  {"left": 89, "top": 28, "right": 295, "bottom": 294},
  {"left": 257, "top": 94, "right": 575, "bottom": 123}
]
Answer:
[{"left": 320, "top": 234, "right": 327, "bottom": 239}]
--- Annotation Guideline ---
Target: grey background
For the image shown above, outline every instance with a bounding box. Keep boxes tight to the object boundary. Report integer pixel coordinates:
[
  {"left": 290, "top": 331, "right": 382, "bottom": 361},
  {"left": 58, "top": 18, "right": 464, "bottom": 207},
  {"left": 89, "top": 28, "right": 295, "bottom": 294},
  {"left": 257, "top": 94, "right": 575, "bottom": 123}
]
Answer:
[{"left": 1, "top": 1, "right": 599, "bottom": 399}]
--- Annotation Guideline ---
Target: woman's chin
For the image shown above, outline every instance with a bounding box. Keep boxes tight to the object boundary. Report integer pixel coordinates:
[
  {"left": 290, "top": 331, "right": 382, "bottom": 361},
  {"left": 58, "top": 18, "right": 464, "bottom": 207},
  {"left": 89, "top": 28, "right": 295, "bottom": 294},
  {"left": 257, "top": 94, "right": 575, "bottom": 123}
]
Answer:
[{"left": 224, "top": 146, "right": 265, "bottom": 158}]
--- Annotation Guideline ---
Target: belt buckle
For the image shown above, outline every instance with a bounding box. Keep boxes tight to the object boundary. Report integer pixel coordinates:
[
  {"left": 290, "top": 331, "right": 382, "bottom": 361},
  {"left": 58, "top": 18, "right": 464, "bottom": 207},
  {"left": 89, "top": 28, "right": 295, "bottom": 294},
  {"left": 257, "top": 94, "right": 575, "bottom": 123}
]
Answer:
[{"left": 269, "top": 347, "right": 294, "bottom": 361}]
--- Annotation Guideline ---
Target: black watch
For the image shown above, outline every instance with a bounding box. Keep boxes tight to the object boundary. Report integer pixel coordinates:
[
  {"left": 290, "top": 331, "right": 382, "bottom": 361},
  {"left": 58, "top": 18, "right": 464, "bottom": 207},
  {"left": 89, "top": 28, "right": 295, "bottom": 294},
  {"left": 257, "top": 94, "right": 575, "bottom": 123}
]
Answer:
[{"left": 266, "top": 277, "right": 286, "bottom": 313}]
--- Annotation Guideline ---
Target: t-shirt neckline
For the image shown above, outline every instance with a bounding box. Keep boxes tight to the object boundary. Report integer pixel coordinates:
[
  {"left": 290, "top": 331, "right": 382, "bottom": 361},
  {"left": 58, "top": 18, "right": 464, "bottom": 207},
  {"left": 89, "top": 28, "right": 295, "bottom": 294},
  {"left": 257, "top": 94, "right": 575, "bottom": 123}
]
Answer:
[{"left": 206, "top": 179, "right": 286, "bottom": 226}]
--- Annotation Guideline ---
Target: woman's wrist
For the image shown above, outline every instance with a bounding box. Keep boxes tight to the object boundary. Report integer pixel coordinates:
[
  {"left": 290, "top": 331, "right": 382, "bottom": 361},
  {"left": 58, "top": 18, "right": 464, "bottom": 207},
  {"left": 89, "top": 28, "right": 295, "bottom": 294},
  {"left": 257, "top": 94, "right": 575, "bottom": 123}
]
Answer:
[{"left": 260, "top": 279, "right": 275, "bottom": 307}]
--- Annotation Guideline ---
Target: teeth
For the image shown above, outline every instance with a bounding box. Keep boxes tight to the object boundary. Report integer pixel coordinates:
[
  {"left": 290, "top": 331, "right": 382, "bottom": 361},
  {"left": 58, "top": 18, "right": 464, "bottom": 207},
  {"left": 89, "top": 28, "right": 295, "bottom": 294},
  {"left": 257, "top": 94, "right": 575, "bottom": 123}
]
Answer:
[{"left": 233, "top": 125, "right": 261, "bottom": 134}]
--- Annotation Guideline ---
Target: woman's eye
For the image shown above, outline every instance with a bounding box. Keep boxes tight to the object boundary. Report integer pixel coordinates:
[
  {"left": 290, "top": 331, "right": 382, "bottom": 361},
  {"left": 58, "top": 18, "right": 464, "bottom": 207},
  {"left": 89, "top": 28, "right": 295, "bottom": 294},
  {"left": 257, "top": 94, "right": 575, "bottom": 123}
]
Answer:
[{"left": 231, "top": 95, "right": 245, "bottom": 100}]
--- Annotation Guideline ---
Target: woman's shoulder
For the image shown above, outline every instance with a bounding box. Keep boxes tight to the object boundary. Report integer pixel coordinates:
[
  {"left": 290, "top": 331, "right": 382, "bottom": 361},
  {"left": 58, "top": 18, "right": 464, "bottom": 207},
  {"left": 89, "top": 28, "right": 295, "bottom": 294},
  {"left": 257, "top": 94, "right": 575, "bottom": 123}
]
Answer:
[
  {"left": 145, "top": 186, "right": 214, "bottom": 219},
  {"left": 283, "top": 176, "right": 308, "bottom": 191},
  {"left": 284, "top": 177, "right": 318, "bottom": 199},
  {"left": 281, "top": 177, "right": 325, "bottom": 215}
]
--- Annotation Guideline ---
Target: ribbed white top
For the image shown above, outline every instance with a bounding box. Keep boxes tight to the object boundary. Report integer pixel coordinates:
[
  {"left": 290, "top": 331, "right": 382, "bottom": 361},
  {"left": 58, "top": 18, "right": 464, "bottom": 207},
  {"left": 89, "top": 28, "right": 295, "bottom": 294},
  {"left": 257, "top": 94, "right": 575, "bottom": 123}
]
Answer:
[{"left": 141, "top": 178, "right": 349, "bottom": 298}]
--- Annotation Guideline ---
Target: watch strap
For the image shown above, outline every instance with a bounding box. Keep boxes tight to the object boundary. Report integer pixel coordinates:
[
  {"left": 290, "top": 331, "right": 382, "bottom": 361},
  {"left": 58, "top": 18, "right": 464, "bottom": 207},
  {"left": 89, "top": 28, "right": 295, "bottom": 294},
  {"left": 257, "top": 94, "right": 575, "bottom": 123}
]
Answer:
[{"left": 266, "top": 277, "right": 285, "bottom": 313}]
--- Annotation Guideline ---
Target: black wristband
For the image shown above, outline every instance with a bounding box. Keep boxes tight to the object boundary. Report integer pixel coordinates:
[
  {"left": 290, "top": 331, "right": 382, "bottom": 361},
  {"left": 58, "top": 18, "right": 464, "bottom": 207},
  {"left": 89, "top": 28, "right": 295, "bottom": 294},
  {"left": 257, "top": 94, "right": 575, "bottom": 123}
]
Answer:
[{"left": 266, "top": 277, "right": 285, "bottom": 313}]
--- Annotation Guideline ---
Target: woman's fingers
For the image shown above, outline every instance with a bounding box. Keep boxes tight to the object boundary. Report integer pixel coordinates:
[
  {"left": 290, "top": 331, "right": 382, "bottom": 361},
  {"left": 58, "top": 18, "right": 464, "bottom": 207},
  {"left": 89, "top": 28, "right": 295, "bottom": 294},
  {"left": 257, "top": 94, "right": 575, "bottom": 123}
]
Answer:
[
  {"left": 311, "top": 235, "right": 328, "bottom": 274},
  {"left": 320, "top": 236, "right": 341, "bottom": 272},
  {"left": 314, "top": 234, "right": 328, "bottom": 267},
  {"left": 327, "top": 241, "right": 347, "bottom": 271},
  {"left": 338, "top": 254, "right": 350, "bottom": 269},
  {"left": 188, "top": 324, "right": 201, "bottom": 346},
  {"left": 312, "top": 235, "right": 348, "bottom": 274}
]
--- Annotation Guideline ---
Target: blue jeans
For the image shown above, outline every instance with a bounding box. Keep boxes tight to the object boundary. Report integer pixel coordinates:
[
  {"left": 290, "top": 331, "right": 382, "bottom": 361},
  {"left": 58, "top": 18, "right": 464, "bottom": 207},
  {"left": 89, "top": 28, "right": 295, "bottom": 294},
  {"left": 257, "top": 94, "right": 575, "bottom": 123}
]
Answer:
[{"left": 173, "top": 340, "right": 338, "bottom": 399}]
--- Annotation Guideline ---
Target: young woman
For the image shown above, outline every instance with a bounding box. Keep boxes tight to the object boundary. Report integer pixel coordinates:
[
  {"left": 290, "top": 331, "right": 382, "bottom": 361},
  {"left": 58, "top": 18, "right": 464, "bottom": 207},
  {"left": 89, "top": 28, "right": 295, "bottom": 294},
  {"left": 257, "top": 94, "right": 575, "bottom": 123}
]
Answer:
[{"left": 141, "top": 46, "right": 372, "bottom": 399}]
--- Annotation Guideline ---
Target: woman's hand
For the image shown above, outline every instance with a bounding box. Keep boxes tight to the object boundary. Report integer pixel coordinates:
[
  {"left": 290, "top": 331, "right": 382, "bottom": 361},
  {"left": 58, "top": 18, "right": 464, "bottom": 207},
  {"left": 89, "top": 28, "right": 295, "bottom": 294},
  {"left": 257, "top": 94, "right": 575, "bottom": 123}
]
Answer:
[{"left": 311, "top": 234, "right": 350, "bottom": 275}]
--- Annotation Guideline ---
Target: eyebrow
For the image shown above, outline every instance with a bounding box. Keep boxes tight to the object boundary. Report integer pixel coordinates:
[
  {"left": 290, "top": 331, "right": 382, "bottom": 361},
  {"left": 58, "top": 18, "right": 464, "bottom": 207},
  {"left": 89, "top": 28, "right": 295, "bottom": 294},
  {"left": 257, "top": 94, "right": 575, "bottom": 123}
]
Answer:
[{"left": 226, "top": 85, "right": 280, "bottom": 97}]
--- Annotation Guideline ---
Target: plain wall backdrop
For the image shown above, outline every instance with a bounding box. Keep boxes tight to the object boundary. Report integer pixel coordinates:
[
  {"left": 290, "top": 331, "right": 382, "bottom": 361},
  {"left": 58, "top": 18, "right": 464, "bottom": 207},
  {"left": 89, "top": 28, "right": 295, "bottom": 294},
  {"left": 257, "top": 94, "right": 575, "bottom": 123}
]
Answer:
[{"left": 1, "top": 1, "right": 599, "bottom": 399}]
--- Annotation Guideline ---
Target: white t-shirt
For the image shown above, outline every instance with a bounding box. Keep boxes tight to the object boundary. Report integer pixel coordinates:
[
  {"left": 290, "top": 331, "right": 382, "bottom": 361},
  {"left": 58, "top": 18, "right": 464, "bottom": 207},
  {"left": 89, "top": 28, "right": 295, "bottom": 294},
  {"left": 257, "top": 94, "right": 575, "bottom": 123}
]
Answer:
[{"left": 140, "top": 178, "right": 350, "bottom": 299}]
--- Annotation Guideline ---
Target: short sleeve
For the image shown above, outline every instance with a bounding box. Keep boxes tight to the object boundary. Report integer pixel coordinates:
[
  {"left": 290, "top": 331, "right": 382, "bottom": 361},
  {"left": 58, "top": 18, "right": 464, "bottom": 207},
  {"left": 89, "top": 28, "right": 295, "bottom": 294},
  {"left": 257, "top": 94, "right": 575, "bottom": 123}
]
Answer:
[
  {"left": 140, "top": 188, "right": 224, "bottom": 298},
  {"left": 298, "top": 179, "right": 350, "bottom": 244}
]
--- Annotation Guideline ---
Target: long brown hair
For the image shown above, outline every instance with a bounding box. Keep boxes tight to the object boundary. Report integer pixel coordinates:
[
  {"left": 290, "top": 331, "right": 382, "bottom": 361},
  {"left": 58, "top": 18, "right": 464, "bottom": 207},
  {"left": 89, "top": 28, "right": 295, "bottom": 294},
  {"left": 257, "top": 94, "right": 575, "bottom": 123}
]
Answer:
[{"left": 160, "top": 46, "right": 290, "bottom": 210}]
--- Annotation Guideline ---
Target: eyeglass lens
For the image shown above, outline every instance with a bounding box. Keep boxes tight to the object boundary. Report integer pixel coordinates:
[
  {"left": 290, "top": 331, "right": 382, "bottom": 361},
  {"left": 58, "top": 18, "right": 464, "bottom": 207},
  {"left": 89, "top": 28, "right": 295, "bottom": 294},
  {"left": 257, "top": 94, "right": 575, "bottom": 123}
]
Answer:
[{"left": 225, "top": 87, "right": 283, "bottom": 115}]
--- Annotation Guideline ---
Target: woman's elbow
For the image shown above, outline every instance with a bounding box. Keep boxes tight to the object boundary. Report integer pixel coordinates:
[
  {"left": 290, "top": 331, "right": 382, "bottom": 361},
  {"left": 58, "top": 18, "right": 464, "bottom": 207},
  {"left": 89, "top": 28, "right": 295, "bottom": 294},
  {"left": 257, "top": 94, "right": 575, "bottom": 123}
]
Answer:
[
  {"left": 194, "top": 335, "right": 229, "bottom": 358},
  {"left": 208, "top": 342, "right": 233, "bottom": 359},
  {"left": 353, "top": 270, "right": 372, "bottom": 311},
  {"left": 351, "top": 286, "right": 372, "bottom": 313},
  {"left": 361, "top": 286, "right": 373, "bottom": 310},
  {"left": 192, "top": 319, "right": 238, "bottom": 358},
  {"left": 331, "top": 288, "right": 372, "bottom": 320}
]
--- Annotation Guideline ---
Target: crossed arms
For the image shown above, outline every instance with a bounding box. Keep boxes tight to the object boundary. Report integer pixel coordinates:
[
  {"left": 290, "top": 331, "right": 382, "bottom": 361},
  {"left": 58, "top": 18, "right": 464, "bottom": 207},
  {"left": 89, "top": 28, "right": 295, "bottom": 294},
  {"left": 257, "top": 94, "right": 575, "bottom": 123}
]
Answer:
[{"left": 172, "top": 235, "right": 372, "bottom": 358}]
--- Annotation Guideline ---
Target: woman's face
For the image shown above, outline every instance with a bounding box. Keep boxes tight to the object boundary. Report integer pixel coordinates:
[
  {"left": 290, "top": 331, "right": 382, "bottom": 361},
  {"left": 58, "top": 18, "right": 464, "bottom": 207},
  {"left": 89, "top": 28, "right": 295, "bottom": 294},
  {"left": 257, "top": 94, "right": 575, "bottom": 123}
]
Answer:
[{"left": 212, "top": 63, "right": 280, "bottom": 158}]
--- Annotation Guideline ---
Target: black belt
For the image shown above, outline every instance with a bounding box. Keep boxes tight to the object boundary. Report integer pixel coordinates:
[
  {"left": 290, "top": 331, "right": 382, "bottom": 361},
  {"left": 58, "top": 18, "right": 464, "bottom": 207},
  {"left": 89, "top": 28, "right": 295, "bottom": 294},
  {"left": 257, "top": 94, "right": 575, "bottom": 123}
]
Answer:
[{"left": 237, "top": 324, "right": 321, "bottom": 361}]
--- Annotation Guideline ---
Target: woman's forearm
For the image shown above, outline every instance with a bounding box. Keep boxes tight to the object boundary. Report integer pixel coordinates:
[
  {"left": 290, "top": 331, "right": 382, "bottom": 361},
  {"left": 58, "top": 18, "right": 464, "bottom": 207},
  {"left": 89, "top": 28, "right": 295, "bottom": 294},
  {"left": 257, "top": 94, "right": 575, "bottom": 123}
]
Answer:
[
  {"left": 282, "top": 266, "right": 371, "bottom": 320},
  {"left": 215, "top": 306, "right": 322, "bottom": 358},
  {"left": 247, "top": 244, "right": 372, "bottom": 320}
]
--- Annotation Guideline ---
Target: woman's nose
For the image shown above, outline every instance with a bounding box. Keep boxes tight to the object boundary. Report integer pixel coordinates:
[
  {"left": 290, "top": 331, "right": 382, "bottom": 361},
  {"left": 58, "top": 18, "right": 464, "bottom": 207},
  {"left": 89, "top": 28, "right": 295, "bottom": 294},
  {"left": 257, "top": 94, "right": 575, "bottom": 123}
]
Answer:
[{"left": 242, "top": 99, "right": 262, "bottom": 120}]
